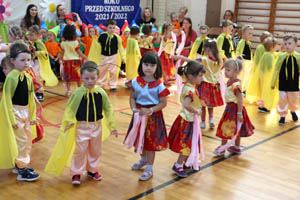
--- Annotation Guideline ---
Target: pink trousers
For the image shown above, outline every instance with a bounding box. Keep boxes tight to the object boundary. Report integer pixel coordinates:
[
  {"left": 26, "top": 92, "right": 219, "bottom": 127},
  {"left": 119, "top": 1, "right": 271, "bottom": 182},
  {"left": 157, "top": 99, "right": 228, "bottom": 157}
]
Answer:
[
  {"left": 277, "top": 91, "right": 299, "bottom": 117},
  {"left": 97, "top": 54, "right": 118, "bottom": 89}
]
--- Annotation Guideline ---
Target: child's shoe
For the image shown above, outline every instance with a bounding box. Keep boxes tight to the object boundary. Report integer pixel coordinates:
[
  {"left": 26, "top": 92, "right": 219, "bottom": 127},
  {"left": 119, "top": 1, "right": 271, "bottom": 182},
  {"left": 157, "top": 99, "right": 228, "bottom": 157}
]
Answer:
[
  {"left": 291, "top": 112, "right": 298, "bottom": 122},
  {"left": 279, "top": 117, "right": 285, "bottom": 125},
  {"left": 17, "top": 168, "right": 40, "bottom": 182},
  {"left": 209, "top": 118, "right": 215, "bottom": 128},
  {"left": 258, "top": 107, "right": 270, "bottom": 113},
  {"left": 72, "top": 175, "right": 81, "bottom": 185},
  {"left": 87, "top": 172, "right": 102, "bottom": 181},
  {"left": 131, "top": 160, "right": 147, "bottom": 170},
  {"left": 172, "top": 163, "right": 188, "bottom": 177},
  {"left": 139, "top": 169, "right": 153, "bottom": 181},
  {"left": 12, "top": 165, "right": 34, "bottom": 174},
  {"left": 213, "top": 146, "right": 225, "bottom": 156},
  {"left": 183, "top": 164, "right": 200, "bottom": 172},
  {"left": 110, "top": 88, "right": 117, "bottom": 92},
  {"left": 200, "top": 121, "right": 206, "bottom": 129},
  {"left": 227, "top": 146, "right": 241, "bottom": 154}
]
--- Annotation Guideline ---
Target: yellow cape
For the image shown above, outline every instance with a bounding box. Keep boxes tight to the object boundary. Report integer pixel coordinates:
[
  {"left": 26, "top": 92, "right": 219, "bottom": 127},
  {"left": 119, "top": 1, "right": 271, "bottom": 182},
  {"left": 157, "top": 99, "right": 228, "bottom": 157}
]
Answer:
[
  {"left": 271, "top": 51, "right": 300, "bottom": 88},
  {"left": 34, "top": 40, "right": 58, "bottom": 87},
  {"left": 253, "top": 44, "right": 265, "bottom": 67},
  {"left": 0, "top": 70, "right": 36, "bottom": 169},
  {"left": 216, "top": 33, "right": 236, "bottom": 59},
  {"left": 236, "top": 39, "right": 253, "bottom": 60},
  {"left": 126, "top": 37, "right": 141, "bottom": 80},
  {"left": 44, "top": 86, "right": 116, "bottom": 176},
  {"left": 189, "top": 36, "right": 209, "bottom": 59}
]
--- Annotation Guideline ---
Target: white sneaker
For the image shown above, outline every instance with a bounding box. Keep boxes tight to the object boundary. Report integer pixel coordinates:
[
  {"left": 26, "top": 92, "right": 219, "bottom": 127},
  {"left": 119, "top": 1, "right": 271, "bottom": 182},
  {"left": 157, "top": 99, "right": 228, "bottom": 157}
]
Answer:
[
  {"left": 139, "top": 169, "right": 153, "bottom": 181},
  {"left": 209, "top": 119, "right": 215, "bottom": 128},
  {"left": 200, "top": 122, "right": 206, "bottom": 129}
]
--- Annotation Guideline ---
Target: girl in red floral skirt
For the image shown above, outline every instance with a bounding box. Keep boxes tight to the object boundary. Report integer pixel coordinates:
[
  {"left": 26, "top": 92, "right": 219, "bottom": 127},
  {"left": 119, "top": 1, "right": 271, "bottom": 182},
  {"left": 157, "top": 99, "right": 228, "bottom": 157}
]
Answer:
[
  {"left": 213, "top": 59, "right": 254, "bottom": 156},
  {"left": 59, "top": 25, "right": 88, "bottom": 96},
  {"left": 197, "top": 39, "right": 224, "bottom": 129},
  {"left": 124, "top": 52, "right": 170, "bottom": 181},
  {"left": 168, "top": 61, "right": 206, "bottom": 177}
]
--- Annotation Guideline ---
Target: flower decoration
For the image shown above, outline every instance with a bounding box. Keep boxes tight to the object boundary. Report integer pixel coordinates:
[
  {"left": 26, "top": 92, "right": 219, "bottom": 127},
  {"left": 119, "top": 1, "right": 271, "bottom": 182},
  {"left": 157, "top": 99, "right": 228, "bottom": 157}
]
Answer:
[
  {"left": 39, "top": 0, "right": 63, "bottom": 23},
  {"left": 0, "top": 0, "right": 12, "bottom": 23}
]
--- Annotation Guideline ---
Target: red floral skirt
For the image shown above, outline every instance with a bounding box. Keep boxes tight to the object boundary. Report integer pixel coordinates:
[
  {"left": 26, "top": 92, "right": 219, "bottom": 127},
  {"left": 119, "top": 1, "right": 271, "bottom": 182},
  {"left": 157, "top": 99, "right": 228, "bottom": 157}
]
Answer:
[
  {"left": 216, "top": 102, "right": 254, "bottom": 140},
  {"left": 198, "top": 81, "right": 224, "bottom": 107},
  {"left": 62, "top": 60, "right": 82, "bottom": 82},
  {"left": 168, "top": 115, "right": 200, "bottom": 156},
  {"left": 160, "top": 52, "right": 174, "bottom": 76},
  {"left": 125, "top": 105, "right": 168, "bottom": 151}
]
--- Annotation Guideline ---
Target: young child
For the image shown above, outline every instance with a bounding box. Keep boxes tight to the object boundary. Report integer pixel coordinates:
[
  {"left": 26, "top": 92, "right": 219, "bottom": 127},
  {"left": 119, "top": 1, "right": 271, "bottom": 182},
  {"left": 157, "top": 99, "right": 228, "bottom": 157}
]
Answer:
[
  {"left": 59, "top": 24, "right": 88, "bottom": 96},
  {"left": 81, "top": 24, "right": 97, "bottom": 57},
  {"left": 0, "top": 42, "right": 40, "bottom": 181},
  {"left": 168, "top": 61, "right": 206, "bottom": 177},
  {"left": 158, "top": 24, "right": 176, "bottom": 85},
  {"left": 169, "top": 12, "right": 181, "bottom": 31},
  {"left": 214, "top": 59, "right": 254, "bottom": 156},
  {"left": 124, "top": 52, "right": 170, "bottom": 181},
  {"left": 40, "top": 21, "right": 48, "bottom": 42},
  {"left": 247, "top": 37, "right": 278, "bottom": 112},
  {"left": 45, "top": 61, "right": 118, "bottom": 184},
  {"left": 271, "top": 34, "right": 300, "bottom": 125},
  {"left": 216, "top": 20, "right": 235, "bottom": 60},
  {"left": 0, "top": 56, "right": 14, "bottom": 89},
  {"left": 44, "top": 26, "right": 61, "bottom": 77},
  {"left": 125, "top": 26, "right": 141, "bottom": 81},
  {"left": 139, "top": 24, "right": 154, "bottom": 56},
  {"left": 28, "top": 25, "right": 58, "bottom": 101},
  {"left": 97, "top": 19, "right": 125, "bottom": 92},
  {"left": 236, "top": 25, "right": 254, "bottom": 92},
  {"left": 253, "top": 31, "right": 272, "bottom": 71},
  {"left": 189, "top": 25, "right": 210, "bottom": 59},
  {"left": 7, "top": 26, "right": 24, "bottom": 43},
  {"left": 152, "top": 26, "right": 161, "bottom": 52},
  {"left": 197, "top": 40, "right": 224, "bottom": 129}
]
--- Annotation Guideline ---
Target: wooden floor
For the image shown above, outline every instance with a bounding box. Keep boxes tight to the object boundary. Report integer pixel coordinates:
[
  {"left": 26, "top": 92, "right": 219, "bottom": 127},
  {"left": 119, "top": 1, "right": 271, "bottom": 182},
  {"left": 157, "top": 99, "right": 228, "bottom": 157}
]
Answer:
[{"left": 1, "top": 79, "right": 300, "bottom": 200}]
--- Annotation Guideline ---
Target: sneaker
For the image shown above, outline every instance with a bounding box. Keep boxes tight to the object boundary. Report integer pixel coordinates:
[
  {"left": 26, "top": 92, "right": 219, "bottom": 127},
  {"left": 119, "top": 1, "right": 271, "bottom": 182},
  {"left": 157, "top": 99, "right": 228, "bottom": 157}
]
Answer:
[
  {"left": 87, "top": 172, "right": 102, "bottom": 181},
  {"left": 66, "top": 90, "right": 72, "bottom": 97},
  {"left": 227, "top": 146, "right": 241, "bottom": 154},
  {"left": 110, "top": 88, "right": 117, "bottom": 92},
  {"left": 213, "top": 146, "right": 225, "bottom": 156},
  {"left": 131, "top": 160, "right": 147, "bottom": 170},
  {"left": 183, "top": 164, "right": 199, "bottom": 172},
  {"left": 12, "top": 166, "right": 35, "bottom": 174},
  {"left": 119, "top": 70, "right": 126, "bottom": 77},
  {"left": 291, "top": 112, "right": 298, "bottom": 122},
  {"left": 172, "top": 164, "right": 188, "bottom": 178},
  {"left": 279, "top": 117, "right": 285, "bottom": 125},
  {"left": 242, "top": 91, "right": 246, "bottom": 98},
  {"left": 200, "top": 122, "right": 206, "bottom": 129},
  {"left": 258, "top": 107, "right": 270, "bottom": 113},
  {"left": 36, "top": 93, "right": 44, "bottom": 102},
  {"left": 72, "top": 175, "right": 81, "bottom": 185},
  {"left": 209, "top": 119, "right": 215, "bottom": 128},
  {"left": 139, "top": 169, "right": 153, "bottom": 181},
  {"left": 17, "top": 168, "right": 40, "bottom": 182}
]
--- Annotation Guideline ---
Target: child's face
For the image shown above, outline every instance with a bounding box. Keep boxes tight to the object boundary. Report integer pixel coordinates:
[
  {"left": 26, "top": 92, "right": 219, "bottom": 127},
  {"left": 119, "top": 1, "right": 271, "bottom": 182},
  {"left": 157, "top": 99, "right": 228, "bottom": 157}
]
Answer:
[
  {"left": 284, "top": 38, "right": 297, "bottom": 53},
  {"left": 132, "top": 33, "right": 139, "bottom": 40},
  {"left": 40, "top": 29, "right": 48, "bottom": 40},
  {"left": 225, "top": 66, "right": 238, "bottom": 79},
  {"left": 199, "top": 29, "right": 208, "bottom": 38},
  {"left": 28, "top": 31, "right": 40, "bottom": 42},
  {"left": 124, "top": 31, "right": 130, "bottom": 38},
  {"left": 223, "top": 25, "right": 233, "bottom": 34},
  {"left": 204, "top": 48, "right": 212, "bottom": 57},
  {"left": 107, "top": 24, "right": 116, "bottom": 35},
  {"left": 243, "top": 29, "right": 253, "bottom": 40},
  {"left": 2, "top": 63, "right": 13, "bottom": 76},
  {"left": 88, "top": 28, "right": 96, "bottom": 36},
  {"left": 142, "top": 62, "right": 157, "bottom": 78},
  {"left": 171, "top": 14, "right": 177, "bottom": 22},
  {"left": 65, "top": 19, "right": 72, "bottom": 25},
  {"left": 47, "top": 32, "right": 55, "bottom": 41},
  {"left": 81, "top": 70, "right": 98, "bottom": 89},
  {"left": 11, "top": 53, "right": 31, "bottom": 72},
  {"left": 194, "top": 72, "right": 204, "bottom": 85}
]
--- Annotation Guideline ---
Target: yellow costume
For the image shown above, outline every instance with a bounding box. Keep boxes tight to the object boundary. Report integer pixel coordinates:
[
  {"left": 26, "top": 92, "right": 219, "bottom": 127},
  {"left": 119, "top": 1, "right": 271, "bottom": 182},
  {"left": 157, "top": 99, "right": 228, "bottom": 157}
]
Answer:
[
  {"left": 253, "top": 44, "right": 265, "bottom": 70},
  {"left": 0, "top": 70, "right": 36, "bottom": 169},
  {"left": 189, "top": 36, "right": 209, "bottom": 59},
  {"left": 216, "top": 33, "right": 235, "bottom": 60},
  {"left": 45, "top": 86, "right": 115, "bottom": 176},
  {"left": 126, "top": 37, "right": 141, "bottom": 80}
]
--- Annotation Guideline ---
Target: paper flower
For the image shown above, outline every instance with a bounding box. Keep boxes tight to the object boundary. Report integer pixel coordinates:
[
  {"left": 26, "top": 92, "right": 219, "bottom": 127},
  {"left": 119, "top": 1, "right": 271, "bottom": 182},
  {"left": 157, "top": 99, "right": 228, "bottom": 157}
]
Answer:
[
  {"left": 39, "top": 0, "right": 63, "bottom": 23},
  {"left": 0, "top": 0, "right": 12, "bottom": 23}
]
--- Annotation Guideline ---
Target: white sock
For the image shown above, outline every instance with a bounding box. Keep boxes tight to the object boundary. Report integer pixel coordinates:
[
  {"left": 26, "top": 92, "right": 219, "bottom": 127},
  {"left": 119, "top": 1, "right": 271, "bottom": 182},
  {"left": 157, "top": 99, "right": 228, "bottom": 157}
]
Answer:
[
  {"left": 175, "top": 163, "right": 182, "bottom": 168},
  {"left": 146, "top": 165, "right": 153, "bottom": 171},
  {"left": 140, "top": 156, "right": 147, "bottom": 163}
]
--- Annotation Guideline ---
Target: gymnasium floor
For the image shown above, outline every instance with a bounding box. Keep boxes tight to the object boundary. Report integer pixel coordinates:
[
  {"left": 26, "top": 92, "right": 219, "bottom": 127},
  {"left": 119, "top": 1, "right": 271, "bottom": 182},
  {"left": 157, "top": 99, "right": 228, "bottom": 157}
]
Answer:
[{"left": 0, "top": 79, "right": 300, "bottom": 200}]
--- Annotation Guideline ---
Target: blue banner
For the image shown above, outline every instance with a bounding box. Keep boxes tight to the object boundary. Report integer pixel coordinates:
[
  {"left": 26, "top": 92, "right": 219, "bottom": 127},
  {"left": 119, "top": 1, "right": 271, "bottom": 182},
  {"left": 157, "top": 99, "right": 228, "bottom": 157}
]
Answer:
[{"left": 72, "top": 0, "right": 141, "bottom": 28}]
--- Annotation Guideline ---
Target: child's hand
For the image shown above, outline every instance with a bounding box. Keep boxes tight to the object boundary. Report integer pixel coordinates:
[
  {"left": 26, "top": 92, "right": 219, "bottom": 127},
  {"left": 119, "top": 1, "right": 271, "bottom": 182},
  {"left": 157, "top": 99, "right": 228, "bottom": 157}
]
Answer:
[
  {"left": 237, "top": 113, "right": 243, "bottom": 122},
  {"left": 30, "top": 120, "right": 36, "bottom": 125},
  {"left": 64, "top": 123, "right": 74, "bottom": 132},
  {"left": 12, "top": 124, "right": 18, "bottom": 129},
  {"left": 271, "top": 86, "right": 275, "bottom": 90},
  {"left": 111, "top": 130, "right": 118, "bottom": 137},
  {"left": 140, "top": 107, "right": 152, "bottom": 116}
]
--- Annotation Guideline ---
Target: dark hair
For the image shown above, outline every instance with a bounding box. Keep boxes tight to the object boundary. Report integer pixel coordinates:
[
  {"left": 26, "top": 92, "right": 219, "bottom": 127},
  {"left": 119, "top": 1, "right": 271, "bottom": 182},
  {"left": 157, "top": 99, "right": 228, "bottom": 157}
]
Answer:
[
  {"left": 107, "top": 19, "right": 117, "bottom": 26},
  {"left": 56, "top": 4, "right": 63, "bottom": 18},
  {"left": 204, "top": 40, "right": 221, "bottom": 64},
  {"left": 80, "top": 61, "right": 99, "bottom": 75},
  {"left": 63, "top": 25, "right": 76, "bottom": 41},
  {"left": 142, "top": 24, "right": 152, "bottom": 35},
  {"left": 24, "top": 4, "right": 41, "bottom": 29},
  {"left": 138, "top": 52, "right": 162, "bottom": 79},
  {"left": 1, "top": 55, "right": 13, "bottom": 68},
  {"left": 178, "top": 61, "right": 206, "bottom": 77},
  {"left": 130, "top": 26, "right": 140, "bottom": 36},
  {"left": 224, "top": 58, "right": 243, "bottom": 72},
  {"left": 28, "top": 25, "right": 40, "bottom": 34},
  {"left": 283, "top": 34, "right": 298, "bottom": 43},
  {"left": 8, "top": 26, "right": 24, "bottom": 40},
  {"left": 183, "top": 17, "right": 193, "bottom": 36},
  {"left": 223, "top": 10, "right": 235, "bottom": 22},
  {"left": 9, "top": 42, "right": 31, "bottom": 59}
]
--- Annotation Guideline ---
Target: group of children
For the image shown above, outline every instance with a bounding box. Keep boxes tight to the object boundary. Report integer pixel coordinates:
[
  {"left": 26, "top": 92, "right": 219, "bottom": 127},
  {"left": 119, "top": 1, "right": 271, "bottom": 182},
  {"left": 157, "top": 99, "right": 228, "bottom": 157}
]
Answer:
[{"left": 0, "top": 15, "right": 299, "bottom": 186}]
